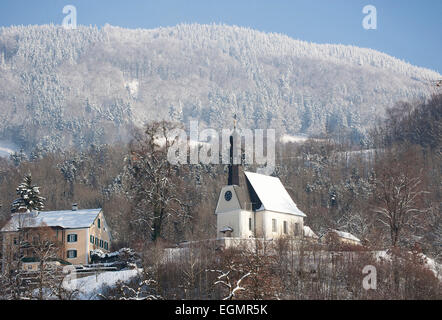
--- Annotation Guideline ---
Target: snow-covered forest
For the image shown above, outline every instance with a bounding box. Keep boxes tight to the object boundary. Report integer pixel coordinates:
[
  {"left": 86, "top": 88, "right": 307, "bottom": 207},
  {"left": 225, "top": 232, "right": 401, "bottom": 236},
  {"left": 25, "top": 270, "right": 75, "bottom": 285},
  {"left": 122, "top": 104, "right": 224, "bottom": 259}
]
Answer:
[{"left": 0, "top": 24, "right": 440, "bottom": 155}]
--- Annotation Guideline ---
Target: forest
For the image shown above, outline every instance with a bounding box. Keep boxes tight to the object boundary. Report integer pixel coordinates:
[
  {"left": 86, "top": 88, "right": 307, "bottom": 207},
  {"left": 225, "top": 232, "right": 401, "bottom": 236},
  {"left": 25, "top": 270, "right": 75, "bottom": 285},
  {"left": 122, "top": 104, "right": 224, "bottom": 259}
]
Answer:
[{"left": 0, "top": 24, "right": 439, "bottom": 156}]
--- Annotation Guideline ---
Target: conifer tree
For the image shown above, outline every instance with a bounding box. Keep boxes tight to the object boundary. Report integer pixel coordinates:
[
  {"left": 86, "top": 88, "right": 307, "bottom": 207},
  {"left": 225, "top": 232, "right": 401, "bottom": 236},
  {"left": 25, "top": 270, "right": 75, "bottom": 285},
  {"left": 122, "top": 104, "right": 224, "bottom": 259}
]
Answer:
[{"left": 11, "top": 174, "right": 45, "bottom": 213}]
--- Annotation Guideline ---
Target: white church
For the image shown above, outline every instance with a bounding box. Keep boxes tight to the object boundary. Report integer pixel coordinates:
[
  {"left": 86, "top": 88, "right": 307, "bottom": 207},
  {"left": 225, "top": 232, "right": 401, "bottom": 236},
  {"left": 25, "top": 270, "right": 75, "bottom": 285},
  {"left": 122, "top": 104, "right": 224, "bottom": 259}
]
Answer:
[{"left": 214, "top": 128, "right": 308, "bottom": 243}]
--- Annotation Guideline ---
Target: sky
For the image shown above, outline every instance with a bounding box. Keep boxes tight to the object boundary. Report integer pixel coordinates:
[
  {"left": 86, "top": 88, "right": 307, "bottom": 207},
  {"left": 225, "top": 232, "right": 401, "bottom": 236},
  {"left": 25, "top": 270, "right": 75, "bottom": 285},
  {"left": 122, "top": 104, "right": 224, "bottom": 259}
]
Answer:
[{"left": 0, "top": 0, "right": 441, "bottom": 74}]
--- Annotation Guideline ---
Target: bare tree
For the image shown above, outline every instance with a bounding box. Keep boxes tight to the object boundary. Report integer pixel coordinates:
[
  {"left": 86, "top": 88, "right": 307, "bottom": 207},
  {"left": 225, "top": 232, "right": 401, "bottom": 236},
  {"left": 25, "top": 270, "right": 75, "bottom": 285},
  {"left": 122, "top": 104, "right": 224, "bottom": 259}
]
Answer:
[
  {"left": 24, "top": 226, "right": 64, "bottom": 300},
  {"left": 373, "top": 152, "right": 428, "bottom": 247},
  {"left": 124, "top": 121, "right": 194, "bottom": 243}
]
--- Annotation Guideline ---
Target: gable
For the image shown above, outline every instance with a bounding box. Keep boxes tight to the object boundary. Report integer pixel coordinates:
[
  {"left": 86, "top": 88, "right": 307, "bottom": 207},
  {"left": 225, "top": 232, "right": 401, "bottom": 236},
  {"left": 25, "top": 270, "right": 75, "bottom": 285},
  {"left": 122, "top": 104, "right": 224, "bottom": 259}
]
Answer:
[{"left": 215, "top": 186, "right": 242, "bottom": 214}]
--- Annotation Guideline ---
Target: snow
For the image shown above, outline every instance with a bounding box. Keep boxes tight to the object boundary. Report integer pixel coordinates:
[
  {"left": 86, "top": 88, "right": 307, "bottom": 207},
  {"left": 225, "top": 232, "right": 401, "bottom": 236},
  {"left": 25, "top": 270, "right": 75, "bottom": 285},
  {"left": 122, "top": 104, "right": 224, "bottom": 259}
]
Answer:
[
  {"left": 1, "top": 208, "right": 102, "bottom": 231},
  {"left": 421, "top": 254, "right": 442, "bottom": 280},
  {"left": 280, "top": 135, "right": 323, "bottom": 144},
  {"left": 63, "top": 268, "right": 141, "bottom": 300},
  {"left": 124, "top": 79, "right": 139, "bottom": 97},
  {"left": 331, "top": 229, "right": 361, "bottom": 242},
  {"left": 374, "top": 250, "right": 442, "bottom": 281},
  {"left": 244, "top": 171, "right": 307, "bottom": 217},
  {"left": 303, "top": 226, "right": 319, "bottom": 239}
]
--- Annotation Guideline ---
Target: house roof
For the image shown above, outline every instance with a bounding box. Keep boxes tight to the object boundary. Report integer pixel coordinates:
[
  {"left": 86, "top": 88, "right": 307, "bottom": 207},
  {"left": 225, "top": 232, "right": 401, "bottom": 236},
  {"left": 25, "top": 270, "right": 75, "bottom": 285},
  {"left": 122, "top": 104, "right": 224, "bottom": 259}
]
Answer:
[
  {"left": 0, "top": 208, "right": 102, "bottom": 232},
  {"left": 244, "top": 171, "right": 306, "bottom": 217},
  {"left": 303, "top": 226, "right": 318, "bottom": 239},
  {"left": 331, "top": 229, "right": 361, "bottom": 243}
]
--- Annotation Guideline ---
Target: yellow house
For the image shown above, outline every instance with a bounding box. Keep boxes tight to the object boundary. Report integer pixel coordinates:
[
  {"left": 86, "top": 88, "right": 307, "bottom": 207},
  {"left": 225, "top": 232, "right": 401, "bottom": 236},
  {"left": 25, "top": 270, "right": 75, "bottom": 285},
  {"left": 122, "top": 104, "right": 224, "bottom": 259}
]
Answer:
[{"left": 1, "top": 206, "right": 111, "bottom": 266}]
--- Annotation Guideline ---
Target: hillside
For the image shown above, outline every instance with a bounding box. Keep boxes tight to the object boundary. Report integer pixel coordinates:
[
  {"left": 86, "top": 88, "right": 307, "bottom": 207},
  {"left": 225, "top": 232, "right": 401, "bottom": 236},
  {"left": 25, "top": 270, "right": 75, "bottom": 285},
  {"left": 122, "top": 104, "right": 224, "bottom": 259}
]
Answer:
[{"left": 0, "top": 23, "right": 440, "bottom": 155}]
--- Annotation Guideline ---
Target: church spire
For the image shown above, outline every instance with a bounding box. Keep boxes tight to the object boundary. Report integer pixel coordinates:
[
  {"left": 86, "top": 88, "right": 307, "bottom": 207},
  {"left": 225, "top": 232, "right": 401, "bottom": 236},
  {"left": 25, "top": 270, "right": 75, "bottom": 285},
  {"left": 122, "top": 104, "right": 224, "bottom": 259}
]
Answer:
[{"left": 228, "top": 114, "right": 240, "bottom": 186}]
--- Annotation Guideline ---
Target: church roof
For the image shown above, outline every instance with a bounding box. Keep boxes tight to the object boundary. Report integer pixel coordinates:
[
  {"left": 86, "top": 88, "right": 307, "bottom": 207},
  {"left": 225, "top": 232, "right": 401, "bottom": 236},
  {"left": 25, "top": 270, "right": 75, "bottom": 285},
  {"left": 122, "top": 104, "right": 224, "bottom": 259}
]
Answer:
[
  {"left": 244, "top": 171, "right": 306, "bottom": 217},
  {"left": 1, "top": 209, "right": 102, "bottom": 232}
]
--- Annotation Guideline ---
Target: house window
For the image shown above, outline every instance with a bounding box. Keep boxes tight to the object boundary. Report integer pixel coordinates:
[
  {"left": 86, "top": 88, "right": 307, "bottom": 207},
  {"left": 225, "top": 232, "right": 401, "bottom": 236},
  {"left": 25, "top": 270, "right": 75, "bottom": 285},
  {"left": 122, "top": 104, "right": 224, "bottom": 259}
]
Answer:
[
  {"left": 294, "top": 223, "right": 300, "bottom": 236},
  {"left": 67, "top": 250, "right": 77, "bottom": 259},
  {"left": 104, "top": 242, "right": 108, "bottom": 250},
  {"left": 99, "top": 240, "right": 103, "bottom": 248},
  {"left": 97, "top": 218, "right": 101, "bottom": 229},
  {"left": 13, "top": 238, "right": 18, "bottom": 245},
  {"left": 90, "top": 235, "right": 94, "bottom": 244},
  {"left": 283, "top": 221, "right": 288, "bottom": 234},
  {"left": 95, "top": 238, "right": 99, "bottom": 246},
  {"left": 67, "top": 234, "right": 78, "bottom": 243},
  {"left": 272, "top": 219, "right": 277, "bottom": 233},
  {"left": 249, "top": 218, "right": 252, "bottom": 231}
]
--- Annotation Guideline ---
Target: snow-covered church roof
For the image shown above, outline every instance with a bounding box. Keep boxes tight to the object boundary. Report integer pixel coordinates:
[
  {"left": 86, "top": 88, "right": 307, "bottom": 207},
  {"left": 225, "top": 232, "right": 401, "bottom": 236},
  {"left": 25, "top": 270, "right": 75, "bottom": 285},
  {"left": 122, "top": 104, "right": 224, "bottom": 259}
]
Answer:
[
  {"left": 244, "top": 171, "right": 306, "bottom": 217},
  {"left": 1, "top": 208, "right": 102, "bottom": 232}
]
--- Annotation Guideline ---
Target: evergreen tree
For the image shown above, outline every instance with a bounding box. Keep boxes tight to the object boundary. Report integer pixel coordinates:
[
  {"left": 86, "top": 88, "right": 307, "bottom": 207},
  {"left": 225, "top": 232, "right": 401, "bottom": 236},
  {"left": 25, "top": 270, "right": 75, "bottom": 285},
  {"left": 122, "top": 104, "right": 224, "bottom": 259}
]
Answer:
[
  {"left": 9, "top": 149, "right": 27, "bottom": 167},
  {"left": 11, "top": 174, "right": 45, "bottom": 213}
]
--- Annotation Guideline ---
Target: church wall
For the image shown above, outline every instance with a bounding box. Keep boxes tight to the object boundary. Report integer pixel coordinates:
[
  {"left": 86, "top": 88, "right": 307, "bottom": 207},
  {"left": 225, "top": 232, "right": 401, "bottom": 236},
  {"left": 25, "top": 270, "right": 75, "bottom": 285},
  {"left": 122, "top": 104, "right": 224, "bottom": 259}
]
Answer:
[
  {"left": 259, "top": 210, "right": 304, "bottom": 239},
  {"left": 216, "top": 210, "right": 255, "bottom": 239}
]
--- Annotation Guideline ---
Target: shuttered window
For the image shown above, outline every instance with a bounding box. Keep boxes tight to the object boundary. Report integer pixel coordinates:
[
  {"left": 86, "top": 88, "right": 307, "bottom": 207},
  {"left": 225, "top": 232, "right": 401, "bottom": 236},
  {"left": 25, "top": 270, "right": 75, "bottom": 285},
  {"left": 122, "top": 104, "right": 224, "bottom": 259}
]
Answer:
[
  {"left": 67, "top": 250, "right": 77, "bottom": 259},
  {"left": 67, "top": 234, "right": 78, "bottom": 242}
]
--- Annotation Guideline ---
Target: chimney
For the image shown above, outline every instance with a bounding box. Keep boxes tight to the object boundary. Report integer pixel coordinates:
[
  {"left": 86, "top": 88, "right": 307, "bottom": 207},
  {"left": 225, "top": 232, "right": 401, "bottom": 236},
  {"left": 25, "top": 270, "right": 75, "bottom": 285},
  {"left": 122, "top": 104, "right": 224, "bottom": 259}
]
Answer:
[{"left": 72, "top": 203, "right": 78, "bottom": 211}]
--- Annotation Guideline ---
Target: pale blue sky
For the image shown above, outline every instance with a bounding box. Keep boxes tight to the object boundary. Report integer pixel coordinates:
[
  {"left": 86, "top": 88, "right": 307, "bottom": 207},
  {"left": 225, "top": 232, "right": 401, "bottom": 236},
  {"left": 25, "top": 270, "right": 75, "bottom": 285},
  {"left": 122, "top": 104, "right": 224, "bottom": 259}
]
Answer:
[{"left": 0, "top": 0, "right": 441, "bottom": 73}]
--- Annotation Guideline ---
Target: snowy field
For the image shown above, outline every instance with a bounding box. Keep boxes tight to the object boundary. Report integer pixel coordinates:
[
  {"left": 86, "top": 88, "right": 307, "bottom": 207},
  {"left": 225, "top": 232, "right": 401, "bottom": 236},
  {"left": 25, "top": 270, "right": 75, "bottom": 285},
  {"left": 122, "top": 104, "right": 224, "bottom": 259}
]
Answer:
[{"left": 63, "top": 268, "right": 142, "bottom": 300}]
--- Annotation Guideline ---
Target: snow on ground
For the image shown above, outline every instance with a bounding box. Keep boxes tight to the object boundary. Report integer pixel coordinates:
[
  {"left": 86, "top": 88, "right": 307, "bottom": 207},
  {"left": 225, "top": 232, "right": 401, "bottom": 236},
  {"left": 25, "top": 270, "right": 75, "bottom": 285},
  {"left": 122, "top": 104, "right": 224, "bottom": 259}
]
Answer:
[{"left": 63, "top": 268, "right": 142, "bottom": 300}]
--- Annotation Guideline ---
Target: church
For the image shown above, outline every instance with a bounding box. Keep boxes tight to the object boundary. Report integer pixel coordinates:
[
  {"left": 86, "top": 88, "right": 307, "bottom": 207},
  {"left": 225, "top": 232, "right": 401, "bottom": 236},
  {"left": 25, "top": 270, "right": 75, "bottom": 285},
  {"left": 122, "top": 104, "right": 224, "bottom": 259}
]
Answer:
[{"left": 215, "top": 128, "right": 307, "bottom": 242}]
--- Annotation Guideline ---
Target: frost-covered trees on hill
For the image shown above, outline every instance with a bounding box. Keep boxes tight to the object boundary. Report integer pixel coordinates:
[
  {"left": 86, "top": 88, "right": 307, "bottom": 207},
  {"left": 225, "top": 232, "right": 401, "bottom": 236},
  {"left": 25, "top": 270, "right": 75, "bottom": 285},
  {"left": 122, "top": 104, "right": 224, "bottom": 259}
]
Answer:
[{"left": 0, "top": 24, "right": 440, "bottom": 154}]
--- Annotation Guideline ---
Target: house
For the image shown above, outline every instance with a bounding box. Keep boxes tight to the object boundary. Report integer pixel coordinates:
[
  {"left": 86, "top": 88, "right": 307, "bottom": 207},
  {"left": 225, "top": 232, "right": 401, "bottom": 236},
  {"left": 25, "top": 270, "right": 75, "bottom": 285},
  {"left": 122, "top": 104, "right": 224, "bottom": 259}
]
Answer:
[
  {"left": 1, "top": 205, "right": 111, "bottom": 268},
  {"left": 215, "top": 128, "right": 307, "bottom": 242},
  {"left": 321, "top": 229, "right": 361, "bottom": 246}
]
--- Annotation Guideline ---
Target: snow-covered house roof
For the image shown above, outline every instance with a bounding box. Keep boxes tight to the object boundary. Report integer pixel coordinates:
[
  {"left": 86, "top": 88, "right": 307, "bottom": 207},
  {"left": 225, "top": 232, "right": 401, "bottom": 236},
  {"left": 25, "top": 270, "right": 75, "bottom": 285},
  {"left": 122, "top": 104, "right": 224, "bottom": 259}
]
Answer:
[
  {"left": 303, "top": 226, "right": 319, "bottom": 239},
  {"left": 330, "top": 230, "right": 361, "bottom": 243},
  {"left": 244, "top": 171, "right": 306, "bottom": 217},
  {"left": 0, "top": 208, "right": 102, "bottom": 232}
]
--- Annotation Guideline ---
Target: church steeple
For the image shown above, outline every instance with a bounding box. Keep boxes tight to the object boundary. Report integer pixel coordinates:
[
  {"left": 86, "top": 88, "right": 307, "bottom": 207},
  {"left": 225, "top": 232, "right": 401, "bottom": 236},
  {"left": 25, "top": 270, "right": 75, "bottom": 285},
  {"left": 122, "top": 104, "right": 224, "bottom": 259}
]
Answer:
[{"left": 228, "top": 114, "right": 240, "bottom": 186}]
